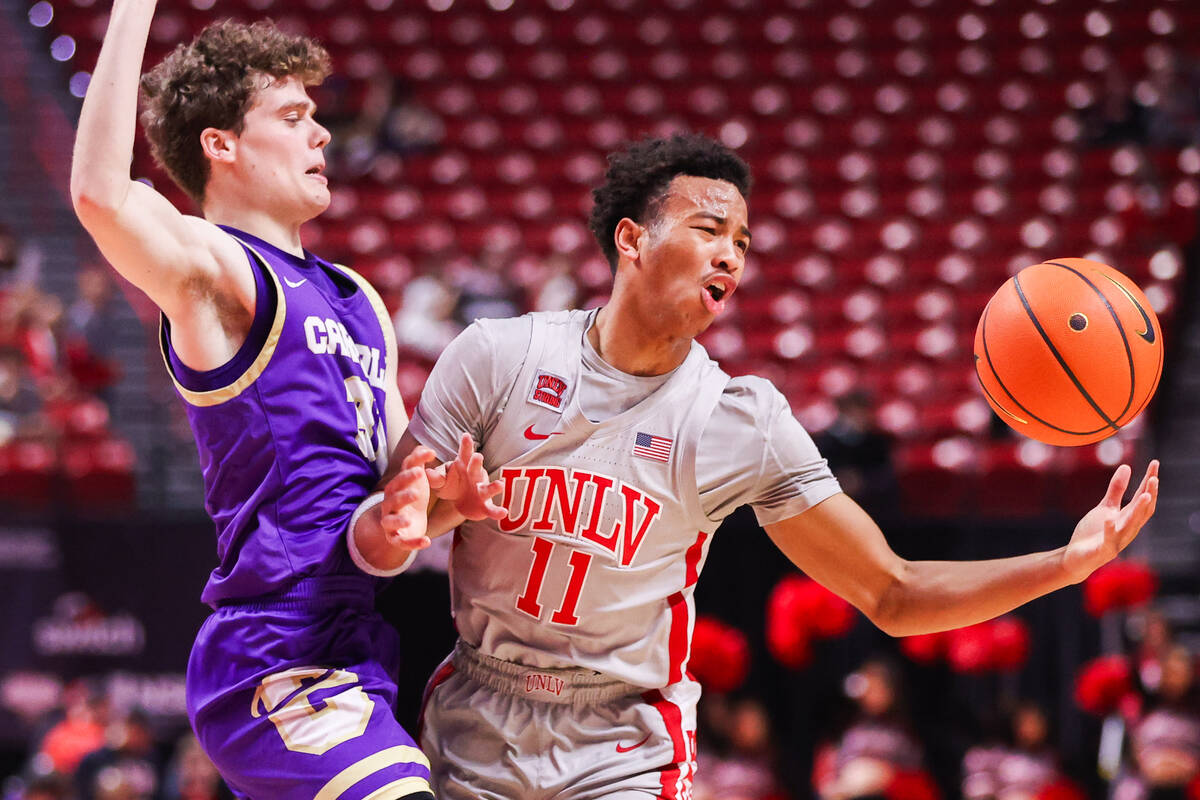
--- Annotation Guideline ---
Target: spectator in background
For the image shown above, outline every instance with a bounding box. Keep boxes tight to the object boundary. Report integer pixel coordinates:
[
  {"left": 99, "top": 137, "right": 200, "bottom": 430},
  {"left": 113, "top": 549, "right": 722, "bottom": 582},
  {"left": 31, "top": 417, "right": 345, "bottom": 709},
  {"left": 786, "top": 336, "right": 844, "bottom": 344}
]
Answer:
[
  {"left": 694, "top": 696, "right": 785, "bottom": 800},
  {"left": 0, "top": 346, "right": 43, "bottom": 445},
  {"left": 392, "top": 274, "right": 461, "bottom": 361},
  {"left": 1082, "top": 50, "right": 1200, "bottom": 150},
  {"left": 75, "top": 709, "right": 160, "bottom": 800},
  {"left": 65, "top": 266, "right": 118, "bottom": 365},
  {"left": 528, "top": 254, "right": 581, "bottom": 313},
  {"left": 962, "top": 700, "right": 1071, "bottom": 800},
  {"left": 33, "top": 680, "right": 109, "bottom": 778},
  {"left": 161, "top": 733, "right": 233, "bottom": 800},
  {"left": 1133, "top": 609, "right": 1177, "bottom": 696},
  {"left": 0, "top": 223, "right": 19, "bottom": 291},
  {"left": 1, "top": 286, "right": 62, "bottom": 383},
  {"left": 1114, "top": 645, "right": 1200, "bottom": 800},
  {"left": 814, "top": 659, "right": 936, "bottom": 800},
  {"left": 813, "top": 391, "right": 897, "bottom": 520},
  {"left": 1082, "top": 65, "right": 1148, "bottom": 147},
  {"left": 324, "top": 67, "right": 443, "bottom": 179},
  {"left": 15, "top": 775, "right": 69, "bottom": 800},
  {"left": 447, "top": 246, "right": 522, "bottom": 326},
  {"left": 0, "top": 222, "right": 43, "bottom": 293},
  {"left": 1142, "top": 50, "right": 1200, "bottom": 148},
  {"left": 380, "top": 81, "right": 444, "bottom": 156},
  {"left": 64, "top": 265, "right": 121, "bottom": 402}
]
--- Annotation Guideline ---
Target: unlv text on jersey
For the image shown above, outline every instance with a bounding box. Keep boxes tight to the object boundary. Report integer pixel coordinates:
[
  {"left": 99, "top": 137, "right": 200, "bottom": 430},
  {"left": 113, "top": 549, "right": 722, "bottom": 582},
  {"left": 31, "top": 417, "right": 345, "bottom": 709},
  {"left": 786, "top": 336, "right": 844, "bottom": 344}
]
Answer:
[{"left": 498, "top": 467, "right": 663, "bottom": 567}]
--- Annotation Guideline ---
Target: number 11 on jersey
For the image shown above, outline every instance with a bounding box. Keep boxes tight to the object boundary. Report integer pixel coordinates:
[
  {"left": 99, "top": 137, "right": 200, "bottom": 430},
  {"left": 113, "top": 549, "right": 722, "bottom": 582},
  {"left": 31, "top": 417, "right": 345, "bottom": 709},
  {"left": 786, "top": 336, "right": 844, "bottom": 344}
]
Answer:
[{"left": 515, "top": 537, "right": 594, "bottom": 626}]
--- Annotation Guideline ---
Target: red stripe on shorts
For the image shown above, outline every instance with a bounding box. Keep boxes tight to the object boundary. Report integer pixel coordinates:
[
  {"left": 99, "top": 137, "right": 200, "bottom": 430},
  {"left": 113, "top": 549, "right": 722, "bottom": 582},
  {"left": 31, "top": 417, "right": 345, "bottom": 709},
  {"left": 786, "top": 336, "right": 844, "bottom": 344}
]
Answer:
[
  {"left": 643, "top": 689, "right": 687, "bottom": 799},
  {"left": 667, "top": 532, "right": 709, "bottom": 683},
  {"left": 417, "top": 661, "right": 456, "bottom": 740}
]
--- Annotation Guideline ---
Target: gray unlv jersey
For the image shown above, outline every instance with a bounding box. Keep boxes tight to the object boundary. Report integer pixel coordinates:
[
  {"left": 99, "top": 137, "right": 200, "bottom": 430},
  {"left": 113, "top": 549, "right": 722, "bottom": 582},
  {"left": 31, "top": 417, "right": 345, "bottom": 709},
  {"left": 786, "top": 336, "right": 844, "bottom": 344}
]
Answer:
[{"left": 409, "top": 309, "right": 839, "bottom": 689}]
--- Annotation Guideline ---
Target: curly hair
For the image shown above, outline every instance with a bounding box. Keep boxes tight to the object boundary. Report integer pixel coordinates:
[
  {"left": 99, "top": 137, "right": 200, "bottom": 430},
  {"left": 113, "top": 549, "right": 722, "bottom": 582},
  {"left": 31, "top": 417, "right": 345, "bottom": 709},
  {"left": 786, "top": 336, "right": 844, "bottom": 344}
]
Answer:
[
  {"left": 588, "top": 133, "right": 752, "bottom": 272},
  {"left": 139, "top": 20, "right": 331, "bottom": 206}
]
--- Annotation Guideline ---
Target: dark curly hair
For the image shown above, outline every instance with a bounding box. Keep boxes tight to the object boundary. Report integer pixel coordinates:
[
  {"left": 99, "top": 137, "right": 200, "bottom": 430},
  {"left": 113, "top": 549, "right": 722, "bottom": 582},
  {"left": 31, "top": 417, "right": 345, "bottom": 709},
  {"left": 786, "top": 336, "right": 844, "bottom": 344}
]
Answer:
[
  {"left": 139, "top": 20, "right": 331, "bottom": 206},
  {"left": 588, "top": 133, "right": 752, "bottom": 273}
]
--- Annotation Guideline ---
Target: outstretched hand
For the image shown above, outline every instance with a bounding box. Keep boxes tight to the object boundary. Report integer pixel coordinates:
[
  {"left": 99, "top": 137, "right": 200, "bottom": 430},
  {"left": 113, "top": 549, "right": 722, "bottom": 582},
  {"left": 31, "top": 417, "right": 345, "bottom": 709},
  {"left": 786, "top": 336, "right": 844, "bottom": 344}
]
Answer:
[
  {"left": 426, "top": 432, "right": 507, "bottom": 522},
  {"left": 1063, "top": 459, "right": 1159, "bottom": 583},
  {"left": 378, "top": 446, "right": 439, "bottom": 551}
]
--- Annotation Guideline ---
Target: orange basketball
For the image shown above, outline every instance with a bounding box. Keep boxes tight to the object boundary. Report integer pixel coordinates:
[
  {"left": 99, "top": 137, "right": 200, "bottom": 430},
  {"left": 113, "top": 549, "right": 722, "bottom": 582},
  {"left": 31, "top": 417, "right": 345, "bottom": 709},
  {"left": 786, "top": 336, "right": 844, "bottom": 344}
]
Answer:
[{"left": 973, "top": 258, "right": 1164, "bottom": 446}]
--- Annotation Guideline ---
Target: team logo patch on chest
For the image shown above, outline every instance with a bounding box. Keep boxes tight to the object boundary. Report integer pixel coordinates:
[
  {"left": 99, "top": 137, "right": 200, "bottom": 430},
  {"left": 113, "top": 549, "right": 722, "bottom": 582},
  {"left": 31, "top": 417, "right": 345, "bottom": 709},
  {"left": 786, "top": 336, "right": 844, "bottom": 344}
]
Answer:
[{"left": 529, "top": 370, "right": 570, "bottom": 412}]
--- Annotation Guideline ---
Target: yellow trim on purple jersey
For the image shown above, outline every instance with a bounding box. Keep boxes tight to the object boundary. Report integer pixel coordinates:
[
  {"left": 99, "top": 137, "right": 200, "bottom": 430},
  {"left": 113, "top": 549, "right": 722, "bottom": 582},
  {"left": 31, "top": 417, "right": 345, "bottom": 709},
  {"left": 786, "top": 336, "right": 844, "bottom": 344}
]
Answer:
[
  {"left": 331, "top": 263, "right": 397, "bottom": 392},
  {"left": 312, "top": 746, "right": 431, "bottom": 800},
  {"left": 158, "top": 241, "right": 287, "bottom": 408}
]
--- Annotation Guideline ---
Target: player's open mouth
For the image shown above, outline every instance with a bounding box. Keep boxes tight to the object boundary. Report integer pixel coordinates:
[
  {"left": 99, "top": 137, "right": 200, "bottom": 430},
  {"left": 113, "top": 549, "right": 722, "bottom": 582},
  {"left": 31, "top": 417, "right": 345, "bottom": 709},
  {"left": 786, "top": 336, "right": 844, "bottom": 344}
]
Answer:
[
  {"left": 306, "top": 165, "right": 327, "bottom": 184},
  {"left": 701, "top": 274, "right": 736, "bottom": 315}
]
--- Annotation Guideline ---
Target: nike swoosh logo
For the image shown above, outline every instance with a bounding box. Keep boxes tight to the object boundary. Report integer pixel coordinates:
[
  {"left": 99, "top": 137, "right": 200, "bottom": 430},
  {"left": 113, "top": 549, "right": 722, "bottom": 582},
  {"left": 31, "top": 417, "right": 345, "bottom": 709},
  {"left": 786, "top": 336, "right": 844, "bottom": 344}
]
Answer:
[
  {"left": 284, "top": 276, "right": 307, "bottom": 288},
  {"left": 524, "top": 425, "right": 561, "bottom": 441},
  {"left": 1101, "top": 274, "right": 1156, "bottom": 344},
  {"left": 616, "top": 733, "right": 652, "bottom": 753}
]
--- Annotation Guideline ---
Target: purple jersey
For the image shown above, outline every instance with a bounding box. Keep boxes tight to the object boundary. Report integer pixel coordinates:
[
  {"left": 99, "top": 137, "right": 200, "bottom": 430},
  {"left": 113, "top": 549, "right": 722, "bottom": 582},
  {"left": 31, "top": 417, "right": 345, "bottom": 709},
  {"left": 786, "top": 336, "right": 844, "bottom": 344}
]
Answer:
[{"left": 160, "top": 227, "right": 395, "bottom": 606}]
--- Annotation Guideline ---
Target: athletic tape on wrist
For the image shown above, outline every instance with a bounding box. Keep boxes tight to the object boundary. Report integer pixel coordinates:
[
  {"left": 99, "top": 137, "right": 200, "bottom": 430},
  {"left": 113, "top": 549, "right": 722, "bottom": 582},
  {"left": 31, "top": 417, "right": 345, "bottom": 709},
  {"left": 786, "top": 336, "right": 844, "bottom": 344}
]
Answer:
[{"left": 346, "top": 491, "right": 419, "bottom": 578}]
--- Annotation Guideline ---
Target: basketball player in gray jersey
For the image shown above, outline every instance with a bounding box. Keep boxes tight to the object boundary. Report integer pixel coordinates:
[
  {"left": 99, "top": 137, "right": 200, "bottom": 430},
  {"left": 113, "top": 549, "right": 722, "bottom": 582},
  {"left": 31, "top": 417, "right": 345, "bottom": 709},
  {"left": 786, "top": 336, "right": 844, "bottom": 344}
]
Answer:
[{"left": 355, "top": 134, "right": 1160, "bottom": 799}]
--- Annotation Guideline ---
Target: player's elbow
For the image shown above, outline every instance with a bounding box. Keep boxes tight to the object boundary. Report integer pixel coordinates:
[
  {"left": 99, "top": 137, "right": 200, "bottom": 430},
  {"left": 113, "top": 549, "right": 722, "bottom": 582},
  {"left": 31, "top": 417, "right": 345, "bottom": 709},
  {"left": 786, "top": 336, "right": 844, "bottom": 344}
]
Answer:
[
  {"left": 71, "top": 183, "right": 112, "bottom": 226},
  {"left": 70, "top": 165, "right": 126, "bottom": 224},
  {"left": 864, "top": 601, "right": 908, "bottom": 638},
  {"left": 862, "top": 565, "right": 917, "bottom": 638}
]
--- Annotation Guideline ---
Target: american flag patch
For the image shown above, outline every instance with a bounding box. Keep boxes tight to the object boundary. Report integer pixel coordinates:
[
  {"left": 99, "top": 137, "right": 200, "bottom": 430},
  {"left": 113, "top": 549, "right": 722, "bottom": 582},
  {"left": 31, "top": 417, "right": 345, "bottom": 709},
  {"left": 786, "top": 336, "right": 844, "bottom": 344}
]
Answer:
[{"left": 633, "top": 432, "right": 673, "bottom": 463}]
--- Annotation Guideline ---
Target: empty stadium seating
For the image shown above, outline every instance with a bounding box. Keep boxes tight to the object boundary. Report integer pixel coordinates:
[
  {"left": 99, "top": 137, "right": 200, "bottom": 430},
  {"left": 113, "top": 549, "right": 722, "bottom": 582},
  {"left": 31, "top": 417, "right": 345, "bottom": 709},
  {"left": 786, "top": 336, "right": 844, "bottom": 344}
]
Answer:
[{"left": 37, "top": 0, "right": 1198, "bottom": 516}]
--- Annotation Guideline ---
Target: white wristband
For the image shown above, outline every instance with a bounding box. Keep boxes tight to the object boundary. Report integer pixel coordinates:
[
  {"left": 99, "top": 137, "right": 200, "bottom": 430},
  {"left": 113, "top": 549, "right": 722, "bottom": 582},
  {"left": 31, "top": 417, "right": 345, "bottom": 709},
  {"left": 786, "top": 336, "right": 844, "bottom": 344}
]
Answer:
[{"left": 346, "top": 491, "right": 418, "bottom": 578}]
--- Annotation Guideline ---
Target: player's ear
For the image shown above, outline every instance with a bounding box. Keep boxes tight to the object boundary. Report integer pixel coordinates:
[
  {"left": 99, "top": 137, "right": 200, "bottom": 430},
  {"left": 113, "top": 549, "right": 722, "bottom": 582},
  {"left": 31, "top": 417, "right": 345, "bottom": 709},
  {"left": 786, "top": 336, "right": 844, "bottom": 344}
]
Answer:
[
  {"left": 200, "top": 127, "right": 237, "bottom": 165},
  {"left": 614, "top": 218, "right": 644, "bottom": 264}
]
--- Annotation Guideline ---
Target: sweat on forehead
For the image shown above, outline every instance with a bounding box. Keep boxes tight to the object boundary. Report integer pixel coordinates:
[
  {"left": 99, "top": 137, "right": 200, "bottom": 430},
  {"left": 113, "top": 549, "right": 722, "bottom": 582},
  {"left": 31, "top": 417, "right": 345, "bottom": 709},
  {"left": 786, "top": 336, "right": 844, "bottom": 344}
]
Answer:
[{"left": 647, "top": 175, "right": 745, "bottom": 220}]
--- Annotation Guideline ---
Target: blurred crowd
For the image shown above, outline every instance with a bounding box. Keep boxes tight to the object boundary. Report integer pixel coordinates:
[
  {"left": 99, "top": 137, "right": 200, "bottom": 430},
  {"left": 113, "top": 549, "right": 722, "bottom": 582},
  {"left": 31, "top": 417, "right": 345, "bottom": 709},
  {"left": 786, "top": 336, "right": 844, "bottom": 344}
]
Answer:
[
  {"left": 0, "top": 223, "right": 122, "bottom": 454},
  {"left": 3, "top": 680, "right": 229, "bottom": 800},
  {"left": 1081, "top": 49, "right": 1200, "bottom": 151},
  {"left": 4, "top": 619, "right": 1193, "bottom": 800}
]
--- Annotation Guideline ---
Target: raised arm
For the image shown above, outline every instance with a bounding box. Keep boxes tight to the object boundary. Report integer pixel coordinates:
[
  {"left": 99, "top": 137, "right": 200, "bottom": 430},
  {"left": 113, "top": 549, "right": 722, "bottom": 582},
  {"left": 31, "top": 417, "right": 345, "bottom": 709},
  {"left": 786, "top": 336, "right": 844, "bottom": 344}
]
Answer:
[
  {"left": 70, "top": 0, "right": 249, "bottom": 326},
  {"left": 765, "top": 461, "right": 1158, "bottom": 637}
]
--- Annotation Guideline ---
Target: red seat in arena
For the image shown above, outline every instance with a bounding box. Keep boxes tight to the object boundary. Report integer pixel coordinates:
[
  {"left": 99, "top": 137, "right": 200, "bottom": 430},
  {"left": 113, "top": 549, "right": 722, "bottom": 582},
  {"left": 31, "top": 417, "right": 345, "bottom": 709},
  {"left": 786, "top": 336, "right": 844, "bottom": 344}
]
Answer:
[
  {"left": 62, "top": 439, "right": 136, "bottom": 511},
  {"left": 894, "top": 440, "right": 981, "bottom": 518},
  {"left": 975, "top": 440, "right": 1059, "bottom": 517},
  {"left": 41, "top": 0, "right": 1187, "bottom": 519},
  {"left": 1055, "top": 440, "right": 1136, "bottom": 518},
  {"left": 0, "top": 442, "right": 56, "bottom": 510}
]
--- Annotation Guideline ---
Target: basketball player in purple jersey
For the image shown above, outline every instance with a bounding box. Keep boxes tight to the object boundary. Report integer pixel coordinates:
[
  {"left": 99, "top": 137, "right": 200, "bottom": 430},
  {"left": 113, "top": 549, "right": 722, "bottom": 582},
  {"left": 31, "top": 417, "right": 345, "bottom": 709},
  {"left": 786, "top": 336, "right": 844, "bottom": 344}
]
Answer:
[
  {"left": 356, "top": 134, "right": 1161, "bottom": 799},
  {"left": 69, "top": 3, "right": 500, "bottom": 798}
]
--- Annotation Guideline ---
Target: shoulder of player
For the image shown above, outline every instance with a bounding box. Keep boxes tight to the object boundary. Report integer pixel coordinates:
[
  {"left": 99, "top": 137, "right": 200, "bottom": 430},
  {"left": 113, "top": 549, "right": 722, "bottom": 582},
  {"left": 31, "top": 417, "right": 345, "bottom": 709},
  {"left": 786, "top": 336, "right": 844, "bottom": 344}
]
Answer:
[
  {"left": 710, "top": 374, "right": 791, "bottom": 432},
  {"left": 467, "top": 309, "right": 586, "bottom": 347},
  {"left": 446, "top": 315, "right": 531, "bottom": 378},
  {"left": 465, "top": 313, "right": 532, "bottom": 348},
  {"left": 721, "top": 374, "right": 788, "bottom": 407}
]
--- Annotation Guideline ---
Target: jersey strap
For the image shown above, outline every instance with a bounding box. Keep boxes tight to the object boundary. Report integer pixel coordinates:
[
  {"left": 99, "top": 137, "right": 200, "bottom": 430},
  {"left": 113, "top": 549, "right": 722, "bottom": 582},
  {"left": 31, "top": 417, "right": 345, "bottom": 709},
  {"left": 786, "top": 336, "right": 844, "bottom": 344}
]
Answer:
[
  {"left": 329, "top": 263, "right": 397, "bottom": 473},
  {"left": 668, "top": 357, "right": 729, "bottom": 530},
  {"left": 157, "top": 233, "right": 287, "bottom": 407},
  {"left": 485, "top": 310, "right": 576, "bottom": 462}
]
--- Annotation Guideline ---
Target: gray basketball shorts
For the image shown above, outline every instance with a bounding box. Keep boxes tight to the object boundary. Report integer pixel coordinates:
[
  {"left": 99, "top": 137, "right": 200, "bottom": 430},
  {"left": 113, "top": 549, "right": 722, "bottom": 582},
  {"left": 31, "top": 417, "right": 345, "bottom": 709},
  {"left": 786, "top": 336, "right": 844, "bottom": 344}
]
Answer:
[{"left": 418, "top": 640, "right": 700, "bottom": 800}]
